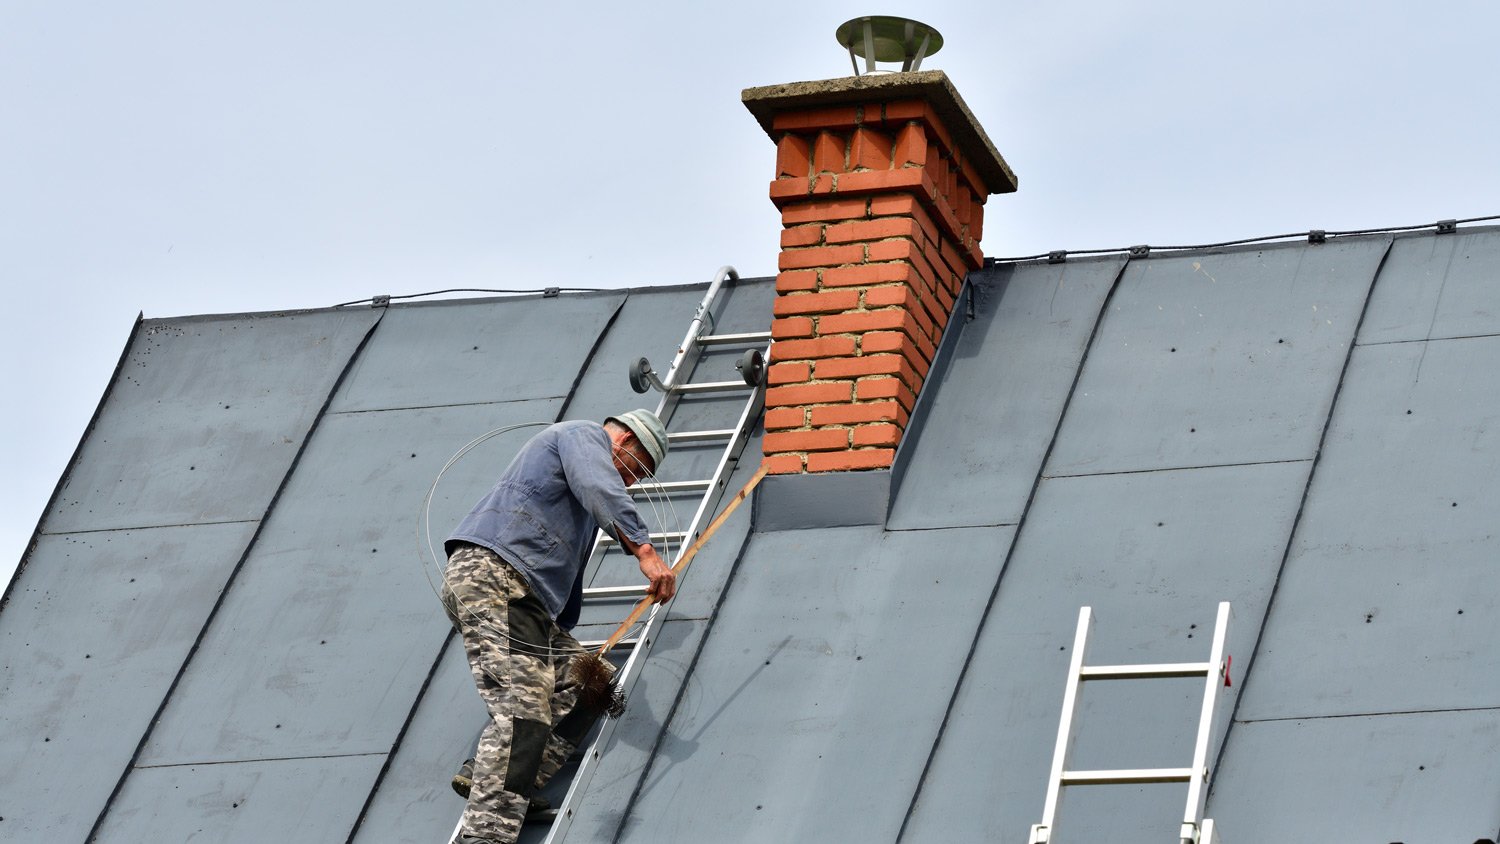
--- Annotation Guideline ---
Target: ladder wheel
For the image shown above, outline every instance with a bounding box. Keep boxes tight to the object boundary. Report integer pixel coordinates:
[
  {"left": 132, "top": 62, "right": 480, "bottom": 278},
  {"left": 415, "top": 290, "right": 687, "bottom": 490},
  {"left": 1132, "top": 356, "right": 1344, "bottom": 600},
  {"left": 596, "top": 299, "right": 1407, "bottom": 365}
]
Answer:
[
  {"left": 628, "top": 357, "right": 654, "bottom": 394},
  {"left": 735, "top": 349, "right": 766, "bottom": 387}
]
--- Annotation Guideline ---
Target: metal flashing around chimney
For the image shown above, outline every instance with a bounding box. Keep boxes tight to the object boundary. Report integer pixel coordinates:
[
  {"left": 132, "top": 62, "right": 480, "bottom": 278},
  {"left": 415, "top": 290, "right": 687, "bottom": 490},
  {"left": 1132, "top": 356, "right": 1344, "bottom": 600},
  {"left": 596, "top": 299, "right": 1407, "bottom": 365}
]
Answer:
[{"left": 754, "top": 468, "right": 892, "bottom": 530}]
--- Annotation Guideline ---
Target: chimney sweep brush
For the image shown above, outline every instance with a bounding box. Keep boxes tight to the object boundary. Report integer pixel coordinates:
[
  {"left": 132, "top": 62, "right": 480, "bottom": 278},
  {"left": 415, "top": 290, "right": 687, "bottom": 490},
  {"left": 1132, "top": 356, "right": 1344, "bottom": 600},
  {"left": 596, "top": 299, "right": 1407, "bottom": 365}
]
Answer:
[{"left": 574, "top": 465, "right": 768, "bottom": 717}]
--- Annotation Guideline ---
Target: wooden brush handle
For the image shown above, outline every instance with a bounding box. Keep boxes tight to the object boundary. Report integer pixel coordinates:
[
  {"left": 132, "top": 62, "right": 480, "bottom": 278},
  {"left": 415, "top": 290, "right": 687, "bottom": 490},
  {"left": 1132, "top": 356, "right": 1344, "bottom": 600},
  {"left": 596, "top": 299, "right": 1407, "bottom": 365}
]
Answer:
[{"left": 596, "top": 464, "right": 769, "bottom": 656}]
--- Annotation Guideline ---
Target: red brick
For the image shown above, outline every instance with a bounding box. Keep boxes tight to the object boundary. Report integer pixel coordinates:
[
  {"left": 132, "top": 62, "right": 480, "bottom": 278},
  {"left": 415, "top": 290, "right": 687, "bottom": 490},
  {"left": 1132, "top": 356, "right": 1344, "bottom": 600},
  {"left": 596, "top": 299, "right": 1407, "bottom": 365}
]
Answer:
[
  {"left": 773, "top": 289, "right": 860, "bottom": 317},
  {"left": 938, "top": 237, "right": 972, "bottom": 277},
  {"left": 954, "top": 153, "right": 989, "bottom": 199},
  {"left": 767, "top": 381, "right": 853, "bottom": 407},
  {"left": 853, "top": 423, "right": 903, "bottom": 448},
  {"left": 776, "top": 269, "right": 818, "bottom": 292},
  {"left": 762, "top": 453, "right": 805, "bottom": 474},
  {"left": 849, "top": 127, "right": 893, "bottom": 171},
  {"left": 835, "top": 168, "right": 926, "bottom": 195},
  {"left": 770, "top": 335, "right": 858, "bottom": 362},
  {"left": 764, "top": 407, "right": 807, "bottom": 430},
  {"left": 776, "top": 134, "right": 811, "bottom": 180},
  {"left": 818, "top": 309, "right": 914, "bottom": 335},
  {"left": 772, "top": 316, "right": 814, "bottom": 339},
  {"left": 863, "top": 284, "right": 915, "bottom": 309},
  {"left": 812, "top": 173, "right": 835, "bottom": 195},
  {"left": 860, "top": 331, "right": 906, "bottom": 355},
  {"left": 870, "top": 194, "right": 919, "bottom": 217},
  {"left": 769, "top": 178, "right": 811, "bottom": 202},
  {"left": 855, "top": 376, "right": 917, "bottom": 411},
  {"left": 778, "top": 244, "right": 865, "bottom": 271},
  {"left": 781, "top": 198, "right": 868, "bottom": 225},
  {"left": 953, "top": 186, "right": 973, "bottom": 232},
  {"left": 821, "top": 262, "right": 911, "bottom": 288},
  {"left": 768, "top": 362, "right": 810, "bottom": 386},
  {"left": 764, "top": 428, "right": 849, "bottom": 453},
  {"left": 824, "top": 217, "right": 920, "bottom": 244},
  {"left": 882, "top": 99, "right": 926, "bottom": 122},
  {"left": 771, "top": 106, "right": 861, "bottom": 132},
  {"left": 814, "top": 354, "right": 907, "bottom": 380},
  {"left": 970, "top": 206, "right": 984, "bottom": 243},
  {"left": 807, "top": 449, "right": 895, "bottom": 472},
  {"left": 780, "top": 224, "right": 823, "bottom": 248},
  {"left": 812, "top": 131, "right": 846, "bottom": 174},
  {"left": 894, "top": 122, "right": 927, "bottom": 167},
  {"left": 868, "top": 239, "right": 917, "bottom": 263},
  {"left": 809, "top": 401, "right": 907, "bottom": 427}
]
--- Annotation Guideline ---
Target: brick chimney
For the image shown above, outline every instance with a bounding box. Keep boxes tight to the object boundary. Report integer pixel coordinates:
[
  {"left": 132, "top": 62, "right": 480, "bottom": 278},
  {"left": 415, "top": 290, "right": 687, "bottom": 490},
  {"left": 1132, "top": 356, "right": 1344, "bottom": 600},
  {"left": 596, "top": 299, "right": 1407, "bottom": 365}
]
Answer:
[{"left": 743, "top": 70, "right": 1016, "bottom": 474}]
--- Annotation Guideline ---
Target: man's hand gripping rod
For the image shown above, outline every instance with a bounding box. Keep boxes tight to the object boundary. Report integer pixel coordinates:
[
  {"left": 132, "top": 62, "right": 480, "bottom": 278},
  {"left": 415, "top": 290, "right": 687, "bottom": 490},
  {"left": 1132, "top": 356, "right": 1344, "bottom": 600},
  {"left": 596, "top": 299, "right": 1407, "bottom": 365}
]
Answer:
[{"left": 574, "top": 465, "right": 768, "bottom": 716}]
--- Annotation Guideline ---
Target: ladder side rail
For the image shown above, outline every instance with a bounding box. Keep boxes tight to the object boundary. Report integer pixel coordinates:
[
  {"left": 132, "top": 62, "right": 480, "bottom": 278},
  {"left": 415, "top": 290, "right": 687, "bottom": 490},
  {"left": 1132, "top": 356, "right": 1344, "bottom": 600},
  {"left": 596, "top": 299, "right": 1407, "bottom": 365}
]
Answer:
[
  {"left": 1029, "top": 606, "right": 1095, "bottom": 844},
  {"left": 657, "top": 266, "right": 738, "bottom": 394},
  {"left": 1180, "top": 601, "right": 1233, "bottom": 843},
  {"left": 543, "top": 353, "right": 764, "bottom": 844}
]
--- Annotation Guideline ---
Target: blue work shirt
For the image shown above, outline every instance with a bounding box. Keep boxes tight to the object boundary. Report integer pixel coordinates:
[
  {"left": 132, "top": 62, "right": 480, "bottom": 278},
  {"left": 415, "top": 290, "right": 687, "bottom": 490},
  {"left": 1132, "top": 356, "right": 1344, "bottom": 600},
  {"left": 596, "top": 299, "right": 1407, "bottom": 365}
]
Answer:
[{"left": 447, "top": 420, "right": 651, "bottom": 629}]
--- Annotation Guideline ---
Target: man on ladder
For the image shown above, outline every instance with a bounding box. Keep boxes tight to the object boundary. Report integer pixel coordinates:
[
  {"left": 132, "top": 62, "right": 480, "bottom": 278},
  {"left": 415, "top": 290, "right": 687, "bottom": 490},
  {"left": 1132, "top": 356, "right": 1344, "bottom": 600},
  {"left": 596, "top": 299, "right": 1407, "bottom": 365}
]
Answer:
[{"left": 440, "top": 411, "right": 675, "bottom": 844}]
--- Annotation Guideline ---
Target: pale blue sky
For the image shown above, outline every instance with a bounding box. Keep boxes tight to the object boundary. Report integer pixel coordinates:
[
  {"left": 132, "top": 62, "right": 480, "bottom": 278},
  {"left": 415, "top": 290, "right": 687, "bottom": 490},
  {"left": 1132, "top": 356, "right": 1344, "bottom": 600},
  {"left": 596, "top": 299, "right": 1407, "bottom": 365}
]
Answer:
[{"left": 4, "top": 0, "right": 1498, "bottom": 586}]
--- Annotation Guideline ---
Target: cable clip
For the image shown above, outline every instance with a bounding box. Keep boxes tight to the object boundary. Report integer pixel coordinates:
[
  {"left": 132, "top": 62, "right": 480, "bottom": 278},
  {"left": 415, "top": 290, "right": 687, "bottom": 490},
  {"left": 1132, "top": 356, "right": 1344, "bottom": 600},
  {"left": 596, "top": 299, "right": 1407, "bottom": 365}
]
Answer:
[
  {"left": 543, "top": 287, "right": 561, "bottom": 297},
  {"left": 1047, "top": 250, "right": 1068, "bottom": 264},
  {"left": 1436, "top": 219, "right": 1458, "bottom": 235},
  {"left": 1128, "top": 244, "right": 1151, "bottom": 258},
  {"left": 370, "top": 295, "right": 391, "bottom": 309},
  {"left": 1307, "top": 230, "right": 1327, "bottom": 244}
]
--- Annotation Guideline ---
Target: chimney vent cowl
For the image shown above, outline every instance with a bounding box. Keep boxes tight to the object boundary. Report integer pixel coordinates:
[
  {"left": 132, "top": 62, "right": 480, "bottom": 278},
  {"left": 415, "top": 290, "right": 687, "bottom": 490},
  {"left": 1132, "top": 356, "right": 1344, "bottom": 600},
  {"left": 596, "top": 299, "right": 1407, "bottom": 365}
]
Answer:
[{"left": 835, "top": 15, "right": 943, "bottom": 76}]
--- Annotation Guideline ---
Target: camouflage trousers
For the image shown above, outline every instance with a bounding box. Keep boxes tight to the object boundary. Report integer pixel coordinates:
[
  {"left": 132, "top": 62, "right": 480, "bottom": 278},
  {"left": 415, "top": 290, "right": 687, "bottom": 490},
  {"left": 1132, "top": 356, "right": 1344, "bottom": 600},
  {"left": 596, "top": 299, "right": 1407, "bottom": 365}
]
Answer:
[{"left": 441, "top": 543, "right": 611, "bottom": 843}]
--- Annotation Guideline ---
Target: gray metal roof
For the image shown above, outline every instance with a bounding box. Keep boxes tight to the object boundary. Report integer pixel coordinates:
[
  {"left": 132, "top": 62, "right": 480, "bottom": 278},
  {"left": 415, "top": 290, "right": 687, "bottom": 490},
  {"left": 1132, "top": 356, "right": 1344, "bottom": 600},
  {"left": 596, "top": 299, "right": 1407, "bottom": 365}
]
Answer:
[{"left": 4, "top": 226, "right": 1500, "bottom": 843}]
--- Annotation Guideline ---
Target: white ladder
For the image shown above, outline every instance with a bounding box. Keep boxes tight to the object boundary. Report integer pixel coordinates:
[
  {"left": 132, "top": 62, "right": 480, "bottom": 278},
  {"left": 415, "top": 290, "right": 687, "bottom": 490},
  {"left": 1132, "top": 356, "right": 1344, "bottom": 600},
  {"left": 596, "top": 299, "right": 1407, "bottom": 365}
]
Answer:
[
  {"left": 446, "top": 267, "right": 767, "bottom": 844},
  {"left": 1029, "top": 602, "right": 1233, "bottom": 844}
]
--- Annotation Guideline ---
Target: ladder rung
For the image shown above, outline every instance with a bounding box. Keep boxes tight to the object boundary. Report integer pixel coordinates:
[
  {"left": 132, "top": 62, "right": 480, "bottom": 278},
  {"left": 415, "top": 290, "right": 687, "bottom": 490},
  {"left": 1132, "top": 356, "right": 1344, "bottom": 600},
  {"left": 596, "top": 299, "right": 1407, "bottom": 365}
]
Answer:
[
  {"left": 672, "top": 380, "right": 753, "bottom": 395},
  {"left": 597, "top": 530, "right": 688, "bottom": 549},
  {"left": 576, "top": 636, "right": 640, "bottom": 650},
  {"left": 1061, "top": 767, "right": 1196, "bottom": 786},
  {"left": 582, "top": 585, "right": 649, "bottom": 599},
  {"left": 1080, "top": 662, "right": 1213, "bottom": 681},
  {"left": 695, "top": 331, "right": 771, "bottom": 347},
  {"left": 626, "top": 479, "right": 713, "bottom": 495},
  {"left": 668, "top": 428, "right": 735, "bottom": 443}
]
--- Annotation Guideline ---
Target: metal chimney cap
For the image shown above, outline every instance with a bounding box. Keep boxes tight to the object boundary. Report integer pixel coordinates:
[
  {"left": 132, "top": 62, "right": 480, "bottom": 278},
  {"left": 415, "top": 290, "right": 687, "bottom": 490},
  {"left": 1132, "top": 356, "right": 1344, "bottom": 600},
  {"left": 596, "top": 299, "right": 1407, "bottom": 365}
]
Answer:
[{"left": 835, "top": 15, "right": 943, "bottom": 76}]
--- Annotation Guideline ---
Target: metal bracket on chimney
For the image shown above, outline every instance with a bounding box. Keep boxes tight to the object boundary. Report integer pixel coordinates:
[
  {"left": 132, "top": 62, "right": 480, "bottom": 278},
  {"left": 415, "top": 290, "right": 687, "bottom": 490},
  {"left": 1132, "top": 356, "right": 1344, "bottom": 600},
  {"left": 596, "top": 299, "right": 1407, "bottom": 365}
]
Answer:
[
  {"left": 1436, "top": 219, "right": 1458, "bottom": 235},
  {"left": 1307, "top": 230, "right": 1327, "bottom": 244},
  {"left": 1128, "top": 244, "right": 1151, "bottom": 258},
  {"left": 1048, "top": 250, "right": 1068, "bottom": 264},
  {"left": 370, "top": 295, "right": 391, "bottom": 309}
]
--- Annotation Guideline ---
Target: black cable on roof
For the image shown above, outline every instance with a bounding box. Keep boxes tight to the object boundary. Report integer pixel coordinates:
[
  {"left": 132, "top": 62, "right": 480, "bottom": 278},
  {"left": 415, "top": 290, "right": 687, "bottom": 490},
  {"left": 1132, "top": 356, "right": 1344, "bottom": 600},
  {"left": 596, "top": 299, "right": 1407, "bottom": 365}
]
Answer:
[
  {"left": 987, "top": 213, "right": 1500, "bottom": 265},
  {"left": 333, "top": 287, "right": 610, "bottom": 308}
]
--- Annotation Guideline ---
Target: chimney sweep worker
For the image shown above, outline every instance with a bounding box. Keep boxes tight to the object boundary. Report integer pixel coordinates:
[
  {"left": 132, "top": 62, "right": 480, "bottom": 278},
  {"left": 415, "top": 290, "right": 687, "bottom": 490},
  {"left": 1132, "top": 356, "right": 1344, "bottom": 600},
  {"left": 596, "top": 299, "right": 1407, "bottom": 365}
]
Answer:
[{"left": 440, "top": 411, "right": 673, "bottom": 844}]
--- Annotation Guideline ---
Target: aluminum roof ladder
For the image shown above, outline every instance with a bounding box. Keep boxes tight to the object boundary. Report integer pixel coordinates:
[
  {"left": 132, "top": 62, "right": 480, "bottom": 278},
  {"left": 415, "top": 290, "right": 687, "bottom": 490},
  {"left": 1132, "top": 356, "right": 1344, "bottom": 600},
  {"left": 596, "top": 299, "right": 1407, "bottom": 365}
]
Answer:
[
  {"left": 447, "top": 267, "right": 769, "bottom": 844},
  {"left": 1029, "top": 602, "right": 1233, "bottom": 844}
]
